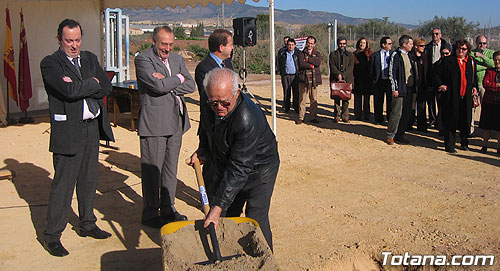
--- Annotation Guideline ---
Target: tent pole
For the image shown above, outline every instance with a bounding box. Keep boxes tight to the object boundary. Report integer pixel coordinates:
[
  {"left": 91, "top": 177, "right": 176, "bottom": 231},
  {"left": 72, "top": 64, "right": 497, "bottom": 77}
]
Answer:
[{"left": 269, "top": 0, "right": 276, "bottom": 136}]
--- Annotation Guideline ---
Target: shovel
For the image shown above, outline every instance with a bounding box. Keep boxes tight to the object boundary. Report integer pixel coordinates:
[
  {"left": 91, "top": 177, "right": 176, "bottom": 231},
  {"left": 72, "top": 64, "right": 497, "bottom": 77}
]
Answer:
[
  {"left": 186, "top": 157, "right": 243, "bottom": 264},
  {"left": 188, "top": 157, "right": 224, "bottom": 262}
]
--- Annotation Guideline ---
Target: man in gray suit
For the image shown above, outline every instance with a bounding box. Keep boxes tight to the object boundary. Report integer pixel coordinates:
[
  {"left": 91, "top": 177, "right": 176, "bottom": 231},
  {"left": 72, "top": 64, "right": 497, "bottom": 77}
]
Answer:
[{"left": 135, "top": 26, "right": 195, "bottom": 228}]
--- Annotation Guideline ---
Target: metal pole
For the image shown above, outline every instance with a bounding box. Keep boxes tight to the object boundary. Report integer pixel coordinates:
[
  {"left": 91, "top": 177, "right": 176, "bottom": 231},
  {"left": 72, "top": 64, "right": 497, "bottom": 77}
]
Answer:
[
  {"left": 328, "top": 21, "right": 332, "bottom": 76},
  {"left": 334, "top": 20, "right": 337, "bottom": 51},
  {"left": 124, "top": 15, "right": 130, "bottom": 81},
  {"left": 269, "top": 0, "right": 277, "bottom": 136},
  {"left": 117, "top": 9, "right": 123, "bottom": 82}
]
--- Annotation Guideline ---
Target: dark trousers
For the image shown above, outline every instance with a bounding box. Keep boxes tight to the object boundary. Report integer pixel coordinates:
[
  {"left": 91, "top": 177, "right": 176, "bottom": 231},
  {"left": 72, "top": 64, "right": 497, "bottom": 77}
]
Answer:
[
  {"left": 443, "top": 98, "right": 469, "bottom": 151},
  {"left": 281, "top": 74, "right": 299, "bottom": 112},
  {"left": 354, "top": 93, "right": 371, "bottom": 120},
  {"left": 44, "top": 119, "right": 99, "bottom": 243},
  {"left": 415, "top": 89, "right": 428, "bottom": 130},
  {"left": 224, "top": 158, "right": 280, "bottom": 251},
  {"left": 374, "top": 79, "right": 392, "bottom": 123},
  {"left": 140, "top": 130, "right": 182, "bottom": 220},
  {"left": 427, "top": 90, "right": 438, "bottom": 125}
]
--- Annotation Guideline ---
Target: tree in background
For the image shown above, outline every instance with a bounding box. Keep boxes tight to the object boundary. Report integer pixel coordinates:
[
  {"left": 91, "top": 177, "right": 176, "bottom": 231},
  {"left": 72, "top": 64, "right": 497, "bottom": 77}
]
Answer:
[
  {"left": 190, "top": 22, "right": 204, "bottom": 38},
  {"left": 415, "top": 16, "right": 479, "bottom": 42},
  {"left": 257, "top": 14, "right": 269, "bottom": 40},
  {"left": 173, "top": 26, "right": 187, "bottom": 40}
]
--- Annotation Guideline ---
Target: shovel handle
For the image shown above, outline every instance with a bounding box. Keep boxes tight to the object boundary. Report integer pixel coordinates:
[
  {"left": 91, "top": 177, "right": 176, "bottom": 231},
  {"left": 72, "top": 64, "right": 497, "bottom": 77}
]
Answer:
[{"left": 186, "top": 157, "right": 210, "bottom": 216}]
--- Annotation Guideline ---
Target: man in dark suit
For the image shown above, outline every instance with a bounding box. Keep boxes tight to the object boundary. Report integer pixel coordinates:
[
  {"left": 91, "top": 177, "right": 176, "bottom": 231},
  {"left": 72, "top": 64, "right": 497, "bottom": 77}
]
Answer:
[
  {"left": 425, "top": 28, "right": 448, "bottom": 127},
  {"left": 135, "top": 26, "right": 195, "bottom": 229},
  {"left": 370, "top": 36, "right": 393, "bottom": 124},
  {"left": 194, "top": 29, "right": 234, "bottom": 201},
  {"left": 195, "top": 29, "right": 234, "bottom": 95},
  {"left": 40, "top": 19, "right": 114, "bottom": 257}
]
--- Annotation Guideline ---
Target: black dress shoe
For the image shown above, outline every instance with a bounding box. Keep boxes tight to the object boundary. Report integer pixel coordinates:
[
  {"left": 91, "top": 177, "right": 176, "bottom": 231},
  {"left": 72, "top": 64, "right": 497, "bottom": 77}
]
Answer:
[
  {"left": 43, "top": 240, "right": 69, "bottom": 257},
  {"left": 445, "top": 148, "right": 457, "bottom": 154},
  {"left": 309, "top": 119, "right": 320, "bottom": 124},
  {"left": 480, "top": 146, "right": 487, "bottom": 154},
  {"left": 163, "top": 211, "right": 188, "bottom": 223},
  {"left": 79, "top": 226, "right": 112, "bottom": 239},
  {"left": 460, "top": 145, "right": 469, "bottom": 151},
  {"left": 141, "top": 216, "right": 167, "bottom": 229}
]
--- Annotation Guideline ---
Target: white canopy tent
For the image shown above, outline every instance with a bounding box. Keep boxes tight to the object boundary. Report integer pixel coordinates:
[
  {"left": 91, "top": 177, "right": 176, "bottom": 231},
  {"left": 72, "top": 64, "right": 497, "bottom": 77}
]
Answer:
[{"left": 0, "top": 0, "right": 277, "bottom": 133}]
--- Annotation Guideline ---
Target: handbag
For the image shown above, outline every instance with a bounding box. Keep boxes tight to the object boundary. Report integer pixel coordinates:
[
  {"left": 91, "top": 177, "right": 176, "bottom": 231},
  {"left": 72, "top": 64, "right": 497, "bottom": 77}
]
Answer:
[
  {"left": 330, "top": 82, "right": 352, "bottom": 100},
  {"left": 473, "top": 93, "right": 480, "bottom": 108}
]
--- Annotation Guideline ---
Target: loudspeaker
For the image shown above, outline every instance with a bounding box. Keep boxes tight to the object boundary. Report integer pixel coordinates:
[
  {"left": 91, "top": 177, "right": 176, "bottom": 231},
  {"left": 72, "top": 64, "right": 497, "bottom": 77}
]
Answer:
[{"left": 233, "top": 17, "right": 257, "bottom": 47}]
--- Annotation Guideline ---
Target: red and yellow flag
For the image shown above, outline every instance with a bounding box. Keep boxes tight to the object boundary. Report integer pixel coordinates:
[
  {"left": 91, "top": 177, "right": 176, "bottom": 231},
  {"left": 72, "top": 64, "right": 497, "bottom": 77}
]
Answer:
[
  {"left": 3, "top": 8, "right": 17, "bottom": 105},
  {"left": 18, "top": 9, "right": 32, "bottom": 112}
]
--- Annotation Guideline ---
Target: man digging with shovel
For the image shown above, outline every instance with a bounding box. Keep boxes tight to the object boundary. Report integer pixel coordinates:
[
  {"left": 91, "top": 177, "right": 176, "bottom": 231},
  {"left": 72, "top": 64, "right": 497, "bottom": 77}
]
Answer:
[{"left": 189, "top": 68, "right": 280, "bottom": 251}]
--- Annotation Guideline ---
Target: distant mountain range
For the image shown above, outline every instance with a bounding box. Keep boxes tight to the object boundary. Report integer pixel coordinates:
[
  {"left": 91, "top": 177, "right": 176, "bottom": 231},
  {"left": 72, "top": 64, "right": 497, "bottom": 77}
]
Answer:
[{"left": 122, "top": 3, "right": 417, "bottom": 28}]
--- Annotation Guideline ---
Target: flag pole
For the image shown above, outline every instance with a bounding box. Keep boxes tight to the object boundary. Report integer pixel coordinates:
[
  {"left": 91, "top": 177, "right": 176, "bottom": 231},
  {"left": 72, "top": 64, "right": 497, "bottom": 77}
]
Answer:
[
  {"left": 5, "top": 82, "right": 17, "bottom": 125},
  {"left": 18, "top": 111, "right": 33, "bottom": 123},
  {"left": 17, "top": 7, "right": 33, "bottom": 124}
]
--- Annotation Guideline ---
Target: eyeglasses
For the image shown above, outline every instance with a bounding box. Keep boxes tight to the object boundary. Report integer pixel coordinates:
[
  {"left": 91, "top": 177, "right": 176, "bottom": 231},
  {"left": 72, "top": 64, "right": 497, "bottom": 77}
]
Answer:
[
  {"left": 386, "top": 43, "right": 393, "bottom": 45},
  {"left": 416, "top": 45, "right": 425, "bottom": 47},
  {"left": 458, "top": 47, "right": 468, "bottom": 51},
  {"left": 432, "top": 33, "right": 440, "bottom": 36},
  {"left": 207, "top": 99, "right": 232, "bottom": 107},
  {"left": 207, "top": 94, "right": 235, "bottom": 107},
  {"left": 478, "top": 42, "right": 487, "bottom": 45},
  {"left": 442, "top": 52, "right": 450, "bottom": 56}
]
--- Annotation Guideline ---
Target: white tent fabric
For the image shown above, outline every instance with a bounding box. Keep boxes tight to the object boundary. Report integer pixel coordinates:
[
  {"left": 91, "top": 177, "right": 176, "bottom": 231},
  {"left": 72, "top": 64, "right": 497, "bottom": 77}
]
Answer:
[
  {"left": 103, "top": 0, "right": 258, "bottom": 9},
  {"left": 0, "top": 0, "right": 276, "bottom": 133}
]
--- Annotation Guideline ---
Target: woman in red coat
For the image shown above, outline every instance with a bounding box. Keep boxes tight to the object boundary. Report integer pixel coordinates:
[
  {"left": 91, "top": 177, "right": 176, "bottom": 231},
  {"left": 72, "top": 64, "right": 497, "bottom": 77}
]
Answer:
[
  {"left": 433, "top": 39, "right": 478, "bottom": 153},
  {"left": 479, "top": 50, "right": 500, "bottom": 154}
]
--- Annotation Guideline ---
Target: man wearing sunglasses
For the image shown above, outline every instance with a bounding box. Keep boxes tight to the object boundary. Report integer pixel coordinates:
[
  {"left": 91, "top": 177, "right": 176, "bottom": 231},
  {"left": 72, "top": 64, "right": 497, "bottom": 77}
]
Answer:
[
  {"left": 425, "top": 28, "right": 449, "bottom": 128},
  {"left": 189, "top": 68, "right": 280, "bottom": 251}
]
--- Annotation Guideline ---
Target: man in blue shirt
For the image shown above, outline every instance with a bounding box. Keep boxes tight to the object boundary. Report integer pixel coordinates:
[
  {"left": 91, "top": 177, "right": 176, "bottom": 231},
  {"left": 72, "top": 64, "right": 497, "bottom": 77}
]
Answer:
[{"left": 277, "top": 38, "right": 299, "bottom": 113}]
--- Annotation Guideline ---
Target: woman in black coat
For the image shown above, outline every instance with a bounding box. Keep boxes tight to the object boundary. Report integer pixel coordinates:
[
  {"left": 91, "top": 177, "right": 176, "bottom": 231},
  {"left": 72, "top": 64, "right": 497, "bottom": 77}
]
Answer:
[
  {"left": 433, "top": 39, "right": 478, "bottom": 153},
  {"left": 353, "top": 37, "right": 373, "bottom": 120}
]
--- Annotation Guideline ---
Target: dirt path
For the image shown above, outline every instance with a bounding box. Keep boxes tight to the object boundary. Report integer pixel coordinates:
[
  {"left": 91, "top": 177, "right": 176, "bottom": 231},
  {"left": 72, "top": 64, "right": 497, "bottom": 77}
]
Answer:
[{"left": 0, "top": 70, "right": 499, "bottom": 271}]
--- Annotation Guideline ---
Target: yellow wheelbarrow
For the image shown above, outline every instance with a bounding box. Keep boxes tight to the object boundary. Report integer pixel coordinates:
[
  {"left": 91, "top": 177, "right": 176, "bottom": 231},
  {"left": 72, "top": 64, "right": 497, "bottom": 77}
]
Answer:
[{"left": 160, "top": 158, "right": 278, "bottom": 270}]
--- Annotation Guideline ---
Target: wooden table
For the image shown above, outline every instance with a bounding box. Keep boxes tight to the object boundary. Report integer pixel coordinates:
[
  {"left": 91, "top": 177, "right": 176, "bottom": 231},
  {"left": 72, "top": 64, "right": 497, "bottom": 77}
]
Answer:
[{"left": 109, "top": 81, "right": 139, "bottom": 131}]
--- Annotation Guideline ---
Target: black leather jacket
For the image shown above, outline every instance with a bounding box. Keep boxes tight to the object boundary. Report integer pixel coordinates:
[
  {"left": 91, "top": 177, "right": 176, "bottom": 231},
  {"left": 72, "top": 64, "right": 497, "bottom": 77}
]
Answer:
[{"left": 198, "top": 92, "right": 279, "bottom": 210}]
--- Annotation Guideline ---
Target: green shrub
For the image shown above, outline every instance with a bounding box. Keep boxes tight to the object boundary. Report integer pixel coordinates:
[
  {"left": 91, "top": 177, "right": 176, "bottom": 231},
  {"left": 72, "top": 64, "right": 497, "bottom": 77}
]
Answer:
[
  {"left": 137, "top": 42, "right": 152, "bottom": 54},
  {"left": 187, "top": 44, "right": 209, "bottom": 60}
]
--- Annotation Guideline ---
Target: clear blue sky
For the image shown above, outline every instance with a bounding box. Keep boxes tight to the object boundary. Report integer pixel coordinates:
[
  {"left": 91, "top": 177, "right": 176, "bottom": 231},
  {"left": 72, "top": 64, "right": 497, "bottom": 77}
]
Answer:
[{"left": 246, "top": 0, "right": 499, "bottom": 27}]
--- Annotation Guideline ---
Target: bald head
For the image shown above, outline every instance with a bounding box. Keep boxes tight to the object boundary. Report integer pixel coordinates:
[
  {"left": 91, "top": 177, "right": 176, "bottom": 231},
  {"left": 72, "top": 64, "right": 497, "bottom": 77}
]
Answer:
[{"left": 203, "top": 69, "right": 240, "bottom": 117}]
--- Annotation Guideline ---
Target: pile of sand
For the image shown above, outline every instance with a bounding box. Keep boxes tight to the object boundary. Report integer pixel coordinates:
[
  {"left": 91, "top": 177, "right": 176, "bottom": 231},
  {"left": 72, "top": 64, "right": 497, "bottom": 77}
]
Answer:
[{"left": 162, "top": 218, "right": 278, "bottom": 270}]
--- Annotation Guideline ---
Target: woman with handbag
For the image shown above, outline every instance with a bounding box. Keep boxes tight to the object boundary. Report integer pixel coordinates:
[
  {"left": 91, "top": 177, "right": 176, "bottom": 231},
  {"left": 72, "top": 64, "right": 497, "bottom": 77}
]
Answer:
[
  {"left": 353, "top": 37, "right": 373, "bottom": 121},
  {"left": 433, "top": 39, "right": 478, "bottom": 153},
  {"left": 479, "top": 50, "right": 500, "bottom": 154}
]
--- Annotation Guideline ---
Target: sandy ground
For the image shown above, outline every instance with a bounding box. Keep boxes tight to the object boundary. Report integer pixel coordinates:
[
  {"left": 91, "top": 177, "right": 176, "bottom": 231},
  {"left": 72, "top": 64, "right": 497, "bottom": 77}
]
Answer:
[{"left": 1, "top": 61, "right": 499, "bottom": 271}]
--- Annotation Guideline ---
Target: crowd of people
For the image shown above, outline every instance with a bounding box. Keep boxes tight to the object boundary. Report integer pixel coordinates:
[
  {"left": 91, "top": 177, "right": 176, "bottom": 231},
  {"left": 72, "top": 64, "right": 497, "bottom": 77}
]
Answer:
[{"left": 276, "top": 29, "right": 500, "bottom": 154}]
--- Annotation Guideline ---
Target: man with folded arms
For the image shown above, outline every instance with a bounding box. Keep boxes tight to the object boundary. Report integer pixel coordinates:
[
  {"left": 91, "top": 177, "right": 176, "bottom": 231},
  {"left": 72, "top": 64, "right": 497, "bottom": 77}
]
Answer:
[{"left": 40, "top": 18, "right": 114, "bottom": 257}]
